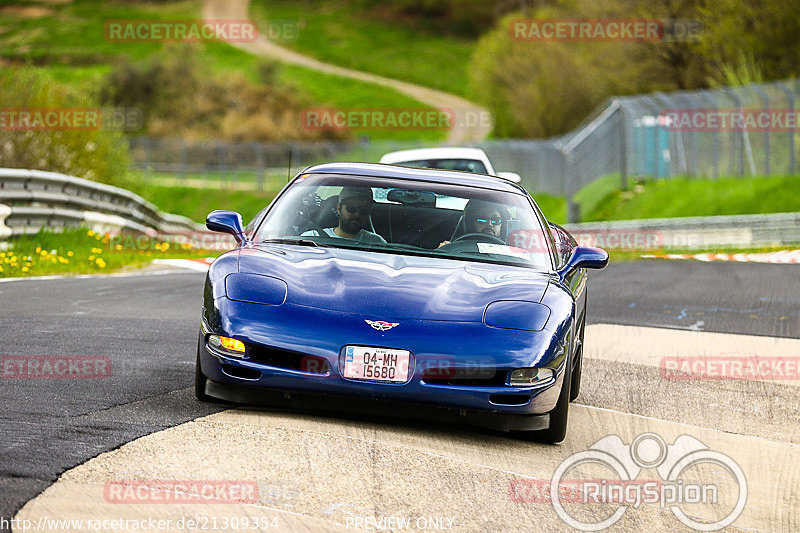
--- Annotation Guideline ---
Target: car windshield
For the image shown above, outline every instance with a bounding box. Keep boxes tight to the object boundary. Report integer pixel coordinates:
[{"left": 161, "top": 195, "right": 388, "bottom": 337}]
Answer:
[
  {"left": 254, "top": 173, "right": 554, "bottom": 270},
  {"left": 395, "top": 158, "right": 488, "bottom": 174}
]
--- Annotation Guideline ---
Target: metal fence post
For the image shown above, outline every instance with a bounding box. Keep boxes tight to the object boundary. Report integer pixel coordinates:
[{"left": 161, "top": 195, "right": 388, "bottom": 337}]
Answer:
[
  {"left": 256, "top": 143, "right": 265, "bottom": 192},
  {"left": 752, "top": 84, "right": 771, "bottom": 175},
  {"left": 776, "top": 81, "right": 795, "bottom": 174},
  {"left": 562, "top": 150, "right": 580, "bottom": 223},
  {"left": 724, "top": 88, "right": 746, "bottom": 176},
  {"left": 619, "top": 101, "right": 629, "bottom": 190}
]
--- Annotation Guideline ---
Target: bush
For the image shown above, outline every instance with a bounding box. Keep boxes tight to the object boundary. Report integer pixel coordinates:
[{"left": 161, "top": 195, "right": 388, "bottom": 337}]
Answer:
[
  {"left": 469, "top": 0, "right": 713, "bottom": 138},
  {"left": 355, "top": 0, "right": 519, "bottom": 36},
  {"left": 100, "top": 45, "right": 350, "bottom": 142},
  {"left": 0, "top": 69, "right": 129, "bottom": 185}
]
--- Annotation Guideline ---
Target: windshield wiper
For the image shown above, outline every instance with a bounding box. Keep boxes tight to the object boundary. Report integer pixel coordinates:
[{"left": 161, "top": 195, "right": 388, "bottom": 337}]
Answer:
[{"left": 261, "top": 238, "right": 319, "bottom": 247}]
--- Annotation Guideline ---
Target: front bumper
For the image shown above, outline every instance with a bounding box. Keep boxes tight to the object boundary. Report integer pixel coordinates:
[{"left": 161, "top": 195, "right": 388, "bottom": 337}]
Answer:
[
  {"left": 198, "top": 310, "right": 567, "bottom": 431},
  {"left": 204, "top": 378, "right": 550, "bottom": 432}
]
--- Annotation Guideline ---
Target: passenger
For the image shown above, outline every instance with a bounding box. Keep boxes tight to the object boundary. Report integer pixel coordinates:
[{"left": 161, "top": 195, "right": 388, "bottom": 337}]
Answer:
[{"left": 302, "top": 186, "right": 386, "bottom": 244}]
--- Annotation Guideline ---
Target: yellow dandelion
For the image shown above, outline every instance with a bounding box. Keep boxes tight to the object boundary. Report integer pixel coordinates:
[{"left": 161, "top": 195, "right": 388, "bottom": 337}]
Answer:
[
  {"left": 115, "top": 244, "right": 122, "bottom": 251},
  {"left": 67, "top": 251, "right": 74, "bottom": 257},
  {"left": 21, "top": 266, "right": 29, "bottom": 273},
  {"left": 87, "top": 230, "right": 95, "bottom": 236},
  {"left": 96, "top": 258, "right": 106, "bottom": 268},
  {"left": 35, "top": 247, "right": 41, "bottom": 253},
  {"left": 88, "top": 255, "right": 95, "bottom": 261}
]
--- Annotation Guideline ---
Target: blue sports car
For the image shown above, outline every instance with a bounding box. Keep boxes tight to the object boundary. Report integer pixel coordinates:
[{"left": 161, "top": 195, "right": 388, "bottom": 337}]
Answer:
[{"left": 196, "top": 162, "right": 607, "bottom": 443}]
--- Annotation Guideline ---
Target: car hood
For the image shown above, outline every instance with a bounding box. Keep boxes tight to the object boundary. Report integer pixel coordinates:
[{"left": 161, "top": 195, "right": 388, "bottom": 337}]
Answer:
[{"left": 238, "top": 245, "right": 552, "bottom": 322}]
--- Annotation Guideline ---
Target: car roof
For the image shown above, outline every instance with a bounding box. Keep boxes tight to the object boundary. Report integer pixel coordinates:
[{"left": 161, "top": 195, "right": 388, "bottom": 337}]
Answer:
[
  {"left": 378, "top": 147, "right": 489, "bottom": 164},
  {"left": 300, "top": 162, "right": 525, "bottom": 194}
]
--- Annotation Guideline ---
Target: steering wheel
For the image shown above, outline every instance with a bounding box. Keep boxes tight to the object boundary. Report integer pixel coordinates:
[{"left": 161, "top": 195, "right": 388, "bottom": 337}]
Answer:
[
  {"left": 296, "top": 207, "right": 331, "bottom": 238},
  {"left": 452, "top": 232, "right": 505, "bottom": 245}
]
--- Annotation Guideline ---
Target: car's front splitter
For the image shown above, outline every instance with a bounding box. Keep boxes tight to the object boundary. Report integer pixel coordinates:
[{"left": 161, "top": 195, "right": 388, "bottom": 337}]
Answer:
[{"left": 203, "top": 378, "right": 550, "bottom": 432}]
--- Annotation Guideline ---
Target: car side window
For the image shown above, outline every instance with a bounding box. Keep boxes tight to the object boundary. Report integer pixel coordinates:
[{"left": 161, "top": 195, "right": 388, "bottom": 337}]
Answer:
[{"left": 548, "top": 223, "right": 575, "bottom": 269}]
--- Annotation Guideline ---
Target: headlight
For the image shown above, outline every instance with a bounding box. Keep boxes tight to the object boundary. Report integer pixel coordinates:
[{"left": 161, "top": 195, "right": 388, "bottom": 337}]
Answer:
[
  {"left": 207, "top": 335, "right": 246, "bottom": 358},
  {"left": 225, "top": 273, "right": 287, "bottom": 306},
  {"left": 483, "top": 301, "right": 550, "bottom": 331},
  {"left": 509, "top": 368, "right": 554, "bottom": 386}
]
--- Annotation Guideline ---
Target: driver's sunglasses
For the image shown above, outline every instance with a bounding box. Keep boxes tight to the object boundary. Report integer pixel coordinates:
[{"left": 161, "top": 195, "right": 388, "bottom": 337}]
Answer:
[
  {"left": 343, "top": 202, "right": 373, "bottom": 215},
  {"left": 475, "top": 217, "right": 502, "bottom": 225}
]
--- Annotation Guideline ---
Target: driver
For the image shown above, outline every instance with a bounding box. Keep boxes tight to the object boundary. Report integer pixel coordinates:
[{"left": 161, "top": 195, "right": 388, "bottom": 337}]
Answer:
[
  {"left": 464, "top": 199, "right": 507, "bottom": 240},
  {"left": 439, "top": 199, "right": 507, "bottom": 247},
  {"left": 302, "top": 186, "right": 386, "bottom": 244}
]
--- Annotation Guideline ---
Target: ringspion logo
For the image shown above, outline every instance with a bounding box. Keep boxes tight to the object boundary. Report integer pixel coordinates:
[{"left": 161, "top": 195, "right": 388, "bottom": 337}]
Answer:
[{"left": 545, "top": 433, "right": 747, "bottom": 531}]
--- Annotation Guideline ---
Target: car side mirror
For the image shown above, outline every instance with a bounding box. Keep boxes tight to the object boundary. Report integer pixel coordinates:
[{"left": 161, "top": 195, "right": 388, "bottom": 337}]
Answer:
[
  {"left": 206, "top": 210, "right": 246, "bottom": 244},
  {"left": 557, "top": 246, "right": 608, "bottom": 280},
  {"left": 496, "top": 172, "right": 522, "bottom": 183}
]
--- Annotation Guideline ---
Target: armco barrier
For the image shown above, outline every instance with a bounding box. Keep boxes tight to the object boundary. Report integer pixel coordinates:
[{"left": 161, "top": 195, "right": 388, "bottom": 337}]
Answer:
[
  {"left": 564, "top": 212, "right": 800, "bottom": 250},
  {"left": 0, "top": 168, "right": 204, "bottom": 237}
]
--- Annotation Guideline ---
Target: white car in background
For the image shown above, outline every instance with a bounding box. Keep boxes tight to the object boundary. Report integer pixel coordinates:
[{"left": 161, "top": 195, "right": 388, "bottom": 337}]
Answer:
[{"left": 379, "top": 147, "right": 522, "bottom": 183}]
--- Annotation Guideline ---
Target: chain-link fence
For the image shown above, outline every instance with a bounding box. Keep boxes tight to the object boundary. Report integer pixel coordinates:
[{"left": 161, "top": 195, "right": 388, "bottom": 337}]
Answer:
[{"left": 129, "top": 79, "right": 800, "bottom": 222}]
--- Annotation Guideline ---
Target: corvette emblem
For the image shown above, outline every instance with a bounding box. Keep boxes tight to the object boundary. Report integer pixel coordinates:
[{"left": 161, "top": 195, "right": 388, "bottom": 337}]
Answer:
[{"left": 365, "top": 320, "right": 399, "bottom": 331}]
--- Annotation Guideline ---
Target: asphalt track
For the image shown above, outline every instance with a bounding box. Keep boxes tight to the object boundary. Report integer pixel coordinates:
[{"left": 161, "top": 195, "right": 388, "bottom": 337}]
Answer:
[{"left": 1, "top": 260, "right": 798, "bottom": 532}]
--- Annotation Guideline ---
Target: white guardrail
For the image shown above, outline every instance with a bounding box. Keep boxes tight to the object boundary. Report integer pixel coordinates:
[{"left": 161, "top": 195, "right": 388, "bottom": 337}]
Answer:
[
  {"left": 0, "top": 168, "right": 204, "bottom": 239},
  {"left": 564, "top": 212, "right": 800, "bottom": 250}
]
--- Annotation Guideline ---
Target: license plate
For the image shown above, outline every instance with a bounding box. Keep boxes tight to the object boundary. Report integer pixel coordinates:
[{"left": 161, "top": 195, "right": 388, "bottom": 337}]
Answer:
[{"left": 342, "top": 346, "right": 411, "bottom": 383}]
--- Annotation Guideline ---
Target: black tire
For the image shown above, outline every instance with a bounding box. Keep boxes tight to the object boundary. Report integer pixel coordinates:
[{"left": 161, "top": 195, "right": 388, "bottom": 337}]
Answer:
[
  {"left": 195, "top": 340, "right": 213, "bottom": 402},
  {"left": 570, "top": 317, "right": 585, "bottom": 402},
  {"left": 516, "top": 351, "right": 572, "bottom": 444}
]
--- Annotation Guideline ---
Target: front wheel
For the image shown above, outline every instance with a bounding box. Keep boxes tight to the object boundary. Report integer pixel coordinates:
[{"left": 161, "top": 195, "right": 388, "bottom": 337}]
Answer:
[
  {"left": 515, "top": 355, "right": 572, "bottom": 444},
  {"left": 195, "top": 339, "right": 214, "bottom": 402},
  {"left": 570, "top": 317, "right": 585, "bottom": 402}
]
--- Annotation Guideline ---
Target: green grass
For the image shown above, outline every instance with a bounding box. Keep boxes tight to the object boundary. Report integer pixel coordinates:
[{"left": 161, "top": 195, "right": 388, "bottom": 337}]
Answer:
[
  {"left": 0, "top": 227, "right": 216, "bottom": 278},
  {"left": 531, "top": 174, "right": 800, "bottom": 224},
  {"left": 584, "top": 175, "right": 800, "bottom": 222},
  {"left": 129, "top": 180, "right": 287, "bottom": 224},
  {"left": 250, "top": 0, "right": 476, "bottom": 98},
  {"left": 0, "top": 0, "right": 445, "bottom": 142}
]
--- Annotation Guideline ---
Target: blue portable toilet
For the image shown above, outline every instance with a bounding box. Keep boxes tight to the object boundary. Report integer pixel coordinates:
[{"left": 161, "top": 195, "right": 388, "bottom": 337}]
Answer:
[{"left": 633, "top": 115, "right": 671, "bottom": 178}]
